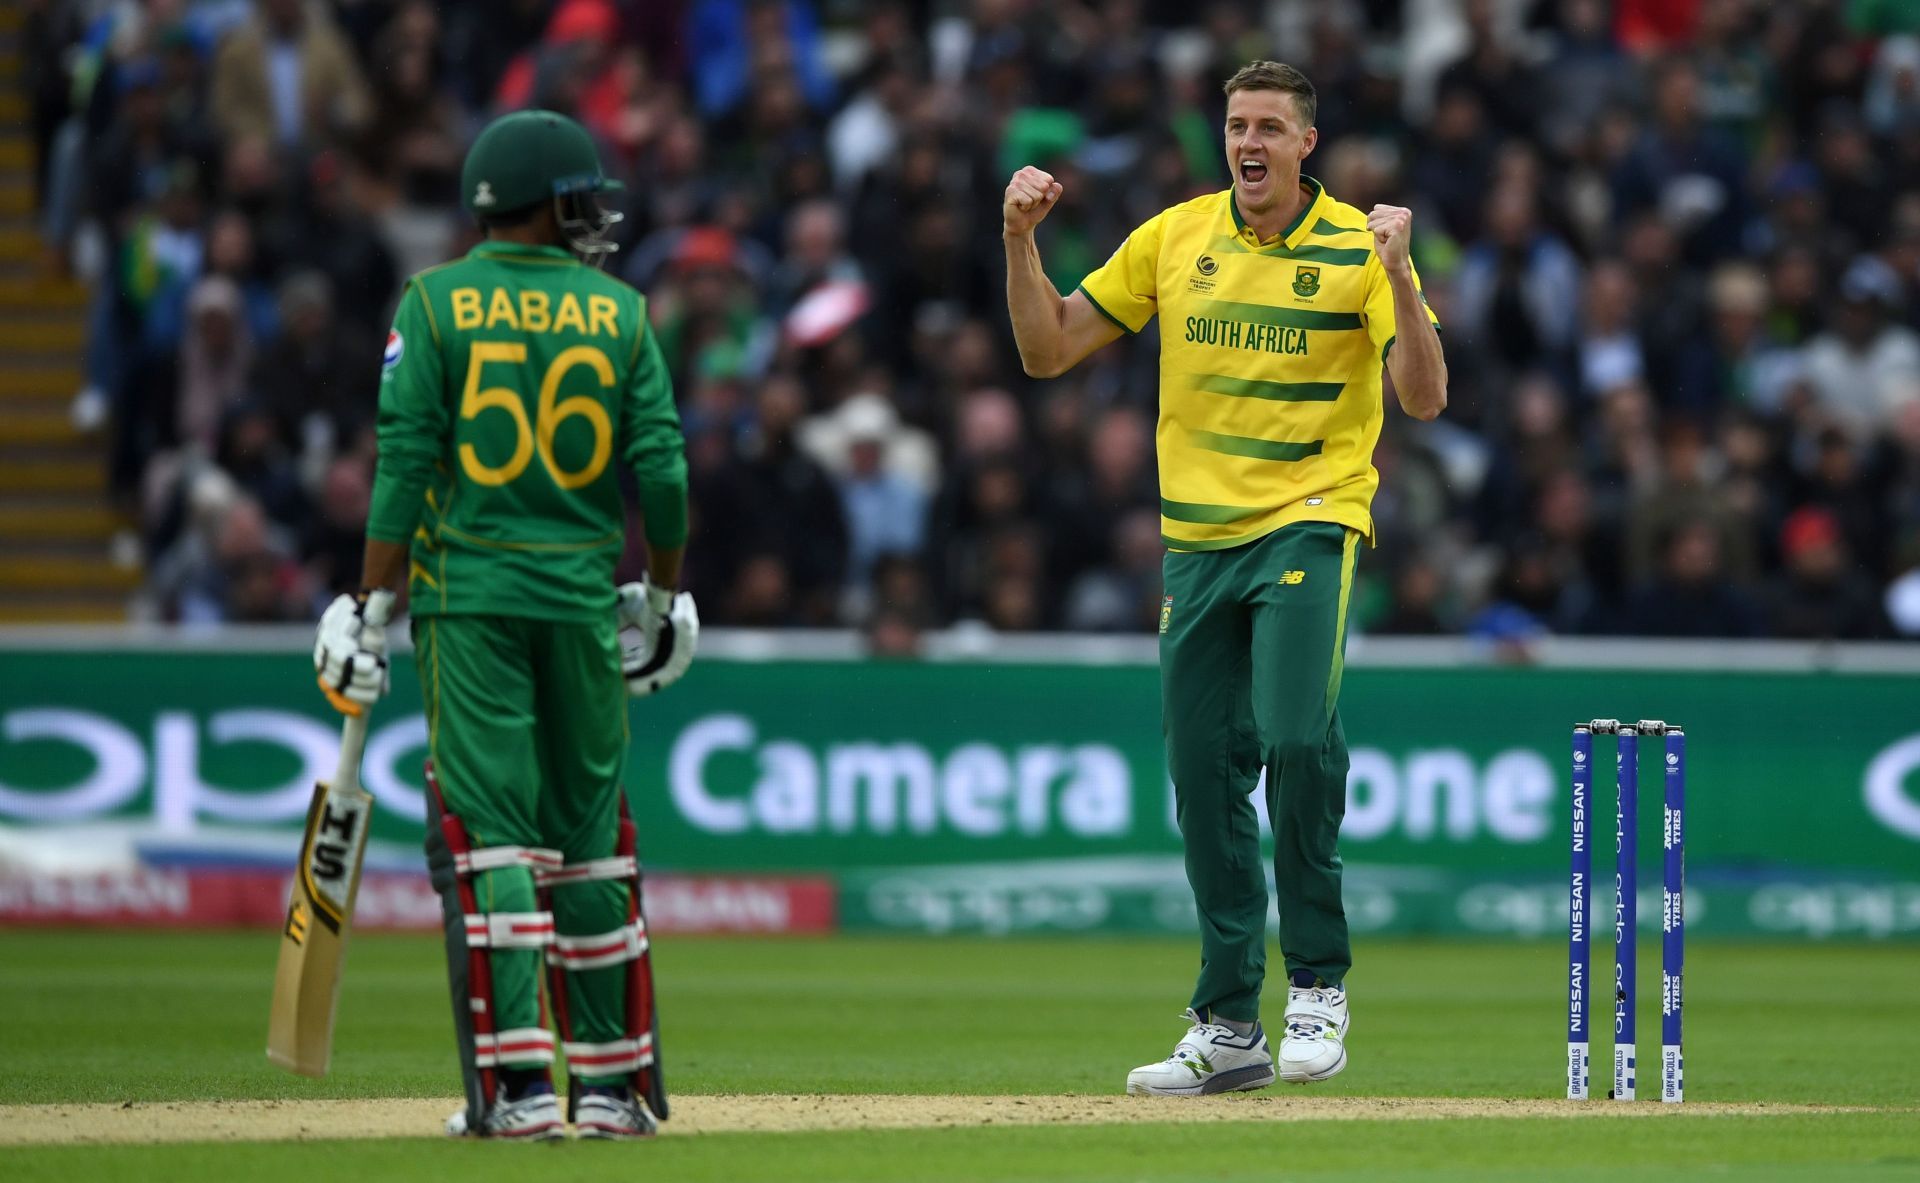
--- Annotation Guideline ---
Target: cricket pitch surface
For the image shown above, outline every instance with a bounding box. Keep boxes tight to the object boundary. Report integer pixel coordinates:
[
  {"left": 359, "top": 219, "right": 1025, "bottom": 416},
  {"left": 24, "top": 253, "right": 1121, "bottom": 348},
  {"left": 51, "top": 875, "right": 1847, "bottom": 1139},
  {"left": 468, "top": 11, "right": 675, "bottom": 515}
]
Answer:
[{"left": 0, "top": 1094, "right": 1876, "bottom": 1145}]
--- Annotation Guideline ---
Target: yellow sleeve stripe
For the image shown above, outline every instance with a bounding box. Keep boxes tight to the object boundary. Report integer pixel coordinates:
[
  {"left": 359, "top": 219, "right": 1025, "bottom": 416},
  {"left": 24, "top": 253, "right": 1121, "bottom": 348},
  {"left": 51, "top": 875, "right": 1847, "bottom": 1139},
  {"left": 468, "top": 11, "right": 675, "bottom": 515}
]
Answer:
[
  {"left": 414, "top": 282, "right": 442, "bottom": 347},
  {"left": 1196, "top": 373, "right": 1343, "bottom": 403},
  {"left": 1191, "top": 430, "right": 1323, "bottom": 462},
  {"left": 629, "top": 294, "right": 648, "bottom": 366},
  {"left": 1076, "top": 284, "right": 1135, "bottom": 334}
]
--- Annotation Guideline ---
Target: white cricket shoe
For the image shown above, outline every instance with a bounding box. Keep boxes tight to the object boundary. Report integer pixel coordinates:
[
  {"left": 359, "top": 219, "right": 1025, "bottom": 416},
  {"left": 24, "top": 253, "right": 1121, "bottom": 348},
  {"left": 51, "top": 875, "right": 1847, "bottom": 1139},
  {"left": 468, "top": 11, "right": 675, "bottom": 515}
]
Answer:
[
  {"left": 1277, "top": 981, "right": 1349, "bottom": 1083},
  {"left": 444, "top": 1091, "right": 565, "bottom": 1140},
  {"left": 575, "top": 1091, "right": 660, "bottom": 1140},
  {"left": 1126, "top": 1008, "right": 1276, "bottom": 1096}
]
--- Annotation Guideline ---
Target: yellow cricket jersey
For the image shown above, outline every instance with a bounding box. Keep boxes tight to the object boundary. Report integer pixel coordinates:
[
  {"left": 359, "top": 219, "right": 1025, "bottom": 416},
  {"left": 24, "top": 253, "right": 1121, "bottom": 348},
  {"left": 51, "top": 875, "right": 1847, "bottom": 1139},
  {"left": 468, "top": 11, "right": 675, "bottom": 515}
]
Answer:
[{"left": 1077, "top": 178, "right": 1439, "bottom": 551}]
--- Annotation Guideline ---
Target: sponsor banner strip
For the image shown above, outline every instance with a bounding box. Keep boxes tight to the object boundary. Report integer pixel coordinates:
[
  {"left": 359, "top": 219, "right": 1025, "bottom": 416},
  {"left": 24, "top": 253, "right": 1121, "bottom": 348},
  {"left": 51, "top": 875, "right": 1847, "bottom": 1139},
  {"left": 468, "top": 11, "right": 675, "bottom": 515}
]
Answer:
[
  {"left": 835, "top": 864, "right": 1920, "bottom": 940},
  {"left": 0, "top": 869, "right": 838, "bottom": 935}
]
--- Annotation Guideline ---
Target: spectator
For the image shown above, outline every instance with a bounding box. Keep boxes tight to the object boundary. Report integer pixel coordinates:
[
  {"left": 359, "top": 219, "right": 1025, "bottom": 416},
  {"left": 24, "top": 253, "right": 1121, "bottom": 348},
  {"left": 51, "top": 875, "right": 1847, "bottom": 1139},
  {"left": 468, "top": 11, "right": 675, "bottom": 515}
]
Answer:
[
  {"left": 1887, "top": 539, "right": 1920, "bottom": 637},
  {"left": 1814, "top": 109, "right": 1896, "bottom": 256},
  {"left": 827, "top": 56, "right": 913, "bottom": 192},
  {"left": 693, "top": 376, "right": 848, "bottom": 625},
  {"left": 272, "top": 153, "right": 398, "bottom": 335},
  {"left": 1705, "top": 262, "right": 1801, "bottom": 414},
  {"left": 688, "top": 0, "right": 835, "bottom": 120},
  {"left": 768, "top": 199, "right": 865, "bottom": 318},
  {"left": 1376, "top": 553, "right": 1452, "bottom": 635},
  {"left": 210, "top": 0, "right": 371, "bottom": 150},
  {"left": 1611, "top": 56, "right": 1749, "bottom": 265},
  {"left": 1538, "top": 0, "right": 1634, "bottom": 157},
  {"left": 1626, "top": 420, "right": 1758, "bottom": 587},
  {"left": 1793, "top": 427, "right": 1888, "bottom": 566},
  {"left": 1453, "top": 183, "right": 1583, "bottom": 377},
  {"left": 214, "top": 401, "right": 307, "bottom": 529},
  {"left": 1435, "top": 0, "right": 1540, "bottom": 143},
  {"left": 1577, "top": 259, "right": 1646, "bottom": 399},
  {"left": 865, "top": 604, "right": 926, "bottom": 657},
  {"left": 176, "top": 276, "right": 254, "bottom": 454},
  {"left": 1801, "top": 257, "right": 1920, "bottom": 438},
  {"left": 835, "top": 397, "right": 930, "bottom": 588},
  {"left": 1764, "top": 508, "right": 1889, "bottom": 639},
  {"left": 1466, "top": 547, "right": 1558, "bottom": 645},
  {"left": 251, "top": 270, "right": 379, "bottom": 452},
  {"left": 1621, "top": 522, "right": 1767, "bottom": 637},
  {"left": 361, "top": 17, "right": 463, "bottom": 204},
  {"left": 152, "top": 495, "right": 310, "bottom": 624},
  {"left": 1063, "top": 508, "right": 1164, "bottom": 632},
  {"left": 14, "top": 2, "right": 1916, "bottom": 639},
  {"left": 1409, "top": 86, "right": 1497, "bottom": 245},
  {"left": 1047, "top": 406, "right": 1158, "bottom": 593},
  {"left": 302, "top": 454, "right": 373, "bottom": 598},
  {"left": 645, "top": 226, "right": 771, "bottom": 393},
  {"left": 1864, "top": 35, "right": 1920, "bottom": 137},
  {"left": 800, "top": 390, "right": 940, "bottom": 498}
]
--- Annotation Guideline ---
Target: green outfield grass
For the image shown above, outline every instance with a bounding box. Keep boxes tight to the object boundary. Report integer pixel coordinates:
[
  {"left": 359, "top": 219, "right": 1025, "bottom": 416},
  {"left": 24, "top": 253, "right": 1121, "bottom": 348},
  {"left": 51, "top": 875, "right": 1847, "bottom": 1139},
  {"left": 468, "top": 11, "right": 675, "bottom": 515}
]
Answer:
[
  {"left": 9, "top": 1116, "right": 1920, "bottom": 1183},
  {"left": 3, "top": 930, "right": 1917, "bottom": 1180}
]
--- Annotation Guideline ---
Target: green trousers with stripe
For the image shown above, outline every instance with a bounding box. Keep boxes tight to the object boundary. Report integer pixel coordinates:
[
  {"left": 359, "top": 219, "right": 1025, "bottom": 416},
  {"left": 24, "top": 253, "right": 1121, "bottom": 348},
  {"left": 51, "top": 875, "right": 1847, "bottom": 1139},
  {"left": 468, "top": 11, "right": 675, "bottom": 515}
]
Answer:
[
  {"left": 1160, "top": 521, "right": 1358, "bottom": 1022},
  {"left": 417, "top": 615, "right": 632, "bottom": 1084}
]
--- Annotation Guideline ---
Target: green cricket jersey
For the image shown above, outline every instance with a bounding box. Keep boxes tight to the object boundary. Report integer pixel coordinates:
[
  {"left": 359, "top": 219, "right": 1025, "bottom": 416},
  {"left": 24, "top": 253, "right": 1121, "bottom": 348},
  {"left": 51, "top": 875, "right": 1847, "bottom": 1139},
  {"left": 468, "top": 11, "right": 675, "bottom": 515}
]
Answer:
[{"left": 367, "top": 241, "right": 688, "bottom": 622}]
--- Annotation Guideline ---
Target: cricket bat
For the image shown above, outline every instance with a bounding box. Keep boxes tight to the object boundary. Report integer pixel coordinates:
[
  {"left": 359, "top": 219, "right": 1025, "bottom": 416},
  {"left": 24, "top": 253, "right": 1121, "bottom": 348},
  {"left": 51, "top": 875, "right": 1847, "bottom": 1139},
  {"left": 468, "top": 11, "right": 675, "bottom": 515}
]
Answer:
[{"left": 267, "top": 711, "right": 374, "bottom": 1077}]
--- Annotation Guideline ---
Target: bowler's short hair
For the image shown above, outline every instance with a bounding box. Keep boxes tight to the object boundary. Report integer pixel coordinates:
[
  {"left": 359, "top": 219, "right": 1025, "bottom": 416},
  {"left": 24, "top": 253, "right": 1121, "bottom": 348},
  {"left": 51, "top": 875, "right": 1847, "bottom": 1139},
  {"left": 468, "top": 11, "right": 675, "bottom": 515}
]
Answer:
[{"left": 1224, "top": 61, "right": 1317, "bottom": 126}]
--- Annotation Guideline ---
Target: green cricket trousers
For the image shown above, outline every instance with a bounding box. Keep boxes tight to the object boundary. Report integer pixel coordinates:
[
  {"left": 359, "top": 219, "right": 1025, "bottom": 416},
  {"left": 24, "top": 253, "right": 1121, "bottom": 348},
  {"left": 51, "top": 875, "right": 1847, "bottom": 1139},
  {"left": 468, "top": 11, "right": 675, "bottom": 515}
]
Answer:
[
  {"left": 417, "top": 614, "right": 632, "bottom": 1084},
  {"left": 1161, "top": 521, "right": 1358, "bottom": 1023}
]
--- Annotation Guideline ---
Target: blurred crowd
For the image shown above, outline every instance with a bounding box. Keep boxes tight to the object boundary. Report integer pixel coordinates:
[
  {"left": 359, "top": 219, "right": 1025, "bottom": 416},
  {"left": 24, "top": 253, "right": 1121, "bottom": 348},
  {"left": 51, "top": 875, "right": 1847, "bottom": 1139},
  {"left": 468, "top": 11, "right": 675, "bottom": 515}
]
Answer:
[{"left": 24, "top": 0, "right": 1920, "bottom": 642}]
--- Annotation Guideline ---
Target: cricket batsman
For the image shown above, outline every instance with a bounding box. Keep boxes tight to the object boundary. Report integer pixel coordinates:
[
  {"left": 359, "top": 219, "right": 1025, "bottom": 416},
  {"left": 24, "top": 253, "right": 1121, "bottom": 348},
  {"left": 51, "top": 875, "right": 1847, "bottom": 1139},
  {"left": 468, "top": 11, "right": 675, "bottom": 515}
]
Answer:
[
  {"left": 1003, "top": 62, "right": 1446, "bottom": 1093},
  {"left": 312, "top": 110, "right": 695, "bottom": 1139}
]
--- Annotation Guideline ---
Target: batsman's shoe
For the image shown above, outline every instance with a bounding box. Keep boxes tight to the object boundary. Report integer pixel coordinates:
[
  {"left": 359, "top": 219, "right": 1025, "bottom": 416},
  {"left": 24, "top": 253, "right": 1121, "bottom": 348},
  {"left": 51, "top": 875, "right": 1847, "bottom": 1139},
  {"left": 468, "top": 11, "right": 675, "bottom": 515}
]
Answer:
[
  {"left": 1126, "top": 1008, "right": 1275, "bottom": 1096},
  {"left": 575, "top": 1090, "right": 660, "bottom": 1140},
  {"left": 1277, "top": 980, "right": 1350, "bottom": 1083},
  {"left": 443, "top": 1092, "right": 565, "bottom": 1141}
]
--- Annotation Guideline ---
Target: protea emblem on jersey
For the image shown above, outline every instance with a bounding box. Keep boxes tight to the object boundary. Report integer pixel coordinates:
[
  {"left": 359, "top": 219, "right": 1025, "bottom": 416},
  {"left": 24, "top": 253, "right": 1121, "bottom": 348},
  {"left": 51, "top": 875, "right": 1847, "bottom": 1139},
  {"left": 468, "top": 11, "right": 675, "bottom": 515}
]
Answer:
[
  {"left": 1196, "top": 254, "right": 1218, "bottom": 276},
  {"left": 1293, "top": 265, "right": 1320, "bottom": 298}
]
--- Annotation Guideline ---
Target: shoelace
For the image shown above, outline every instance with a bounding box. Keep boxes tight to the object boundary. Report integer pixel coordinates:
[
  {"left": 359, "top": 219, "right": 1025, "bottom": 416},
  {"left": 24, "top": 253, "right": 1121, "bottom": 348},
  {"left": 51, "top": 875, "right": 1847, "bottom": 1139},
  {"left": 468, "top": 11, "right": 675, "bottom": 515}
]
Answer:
[
  {"left": 1284, "top": 987, "right": 1343, "bottom": 1039},
  {"left": 1168, "top": 1008, "right": 1235, "bottom": 1061}
]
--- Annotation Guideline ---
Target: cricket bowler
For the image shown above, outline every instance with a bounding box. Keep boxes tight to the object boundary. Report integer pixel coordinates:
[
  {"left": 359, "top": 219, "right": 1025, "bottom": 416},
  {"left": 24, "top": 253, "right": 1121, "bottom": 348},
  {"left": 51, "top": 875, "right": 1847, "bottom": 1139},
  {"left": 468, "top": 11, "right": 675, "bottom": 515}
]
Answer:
[
  {"left": 312, "top": 110, "right": 695, "bottom": 1138},
  {"left": 1002, "top": 61, "right": 1447, "bottom": 1093}
]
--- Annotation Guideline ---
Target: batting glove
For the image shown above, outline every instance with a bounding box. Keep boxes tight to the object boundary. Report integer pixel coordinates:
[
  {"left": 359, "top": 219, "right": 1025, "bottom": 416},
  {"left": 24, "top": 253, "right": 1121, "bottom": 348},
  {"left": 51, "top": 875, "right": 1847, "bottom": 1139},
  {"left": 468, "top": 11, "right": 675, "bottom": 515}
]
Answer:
[
  {"left": 616, "top": 576, "right": 699, "bottom": 697},
  {"left": 314, "top": 589, "right": 395, "bottom": 716}
]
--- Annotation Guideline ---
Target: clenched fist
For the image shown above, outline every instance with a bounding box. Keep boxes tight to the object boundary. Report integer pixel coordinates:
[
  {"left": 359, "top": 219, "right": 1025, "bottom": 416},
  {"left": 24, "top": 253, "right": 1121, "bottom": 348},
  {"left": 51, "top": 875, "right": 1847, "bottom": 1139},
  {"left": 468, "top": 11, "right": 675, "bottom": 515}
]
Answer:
[
  {"left": 1367, "top": 204, "right": 1413, "bottom": 277},
  {"left": 1004, "top": 166, "right": 1063, "bottom": 236}
]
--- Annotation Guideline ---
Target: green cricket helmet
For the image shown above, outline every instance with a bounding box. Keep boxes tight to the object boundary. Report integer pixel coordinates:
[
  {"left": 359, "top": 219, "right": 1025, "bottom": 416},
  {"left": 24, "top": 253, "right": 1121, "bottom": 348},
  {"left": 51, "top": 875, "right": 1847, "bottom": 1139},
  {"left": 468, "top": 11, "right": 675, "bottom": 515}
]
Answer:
[{"left": 460, "top": 109, "right": 626, "bottom": 262}]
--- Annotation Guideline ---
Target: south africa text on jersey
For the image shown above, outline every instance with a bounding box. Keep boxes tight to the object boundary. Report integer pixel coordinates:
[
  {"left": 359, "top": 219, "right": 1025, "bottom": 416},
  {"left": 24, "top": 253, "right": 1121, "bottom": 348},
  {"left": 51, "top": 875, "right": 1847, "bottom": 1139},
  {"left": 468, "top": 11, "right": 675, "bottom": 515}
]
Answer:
[
  {"left": 450, "top": 287, "right": 625, "bottom": 338},
  {"left": 1184, "top": 315, "right": 1309, "bottom": 356}
]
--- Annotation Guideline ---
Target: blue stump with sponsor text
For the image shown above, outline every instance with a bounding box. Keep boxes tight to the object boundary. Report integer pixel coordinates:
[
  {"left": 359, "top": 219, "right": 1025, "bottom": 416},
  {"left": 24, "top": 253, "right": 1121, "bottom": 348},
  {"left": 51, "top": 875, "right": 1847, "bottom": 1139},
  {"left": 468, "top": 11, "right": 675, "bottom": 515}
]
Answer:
[{"left": 1569, "top": 720, "right": 1683, "bottom": 1103}]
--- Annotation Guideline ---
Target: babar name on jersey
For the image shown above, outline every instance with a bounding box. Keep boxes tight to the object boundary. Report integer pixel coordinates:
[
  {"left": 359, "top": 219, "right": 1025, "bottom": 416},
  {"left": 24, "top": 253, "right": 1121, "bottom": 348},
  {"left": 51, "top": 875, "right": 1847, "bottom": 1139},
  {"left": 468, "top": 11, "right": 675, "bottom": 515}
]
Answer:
[
  {"left": 1183, "top": 315, "right": 1309, "bottom": 356},
  {"left": 449, "top": 286, "right": 623, "bottom": 338}
]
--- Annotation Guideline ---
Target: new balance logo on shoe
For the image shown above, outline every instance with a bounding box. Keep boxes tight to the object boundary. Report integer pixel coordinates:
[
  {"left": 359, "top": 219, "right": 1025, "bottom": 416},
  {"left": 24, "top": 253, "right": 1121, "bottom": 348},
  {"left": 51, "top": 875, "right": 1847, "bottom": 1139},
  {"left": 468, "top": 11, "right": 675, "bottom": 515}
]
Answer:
[{"left": 1128, "top": 1009, "right": 1276, "bottom": 1097}]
